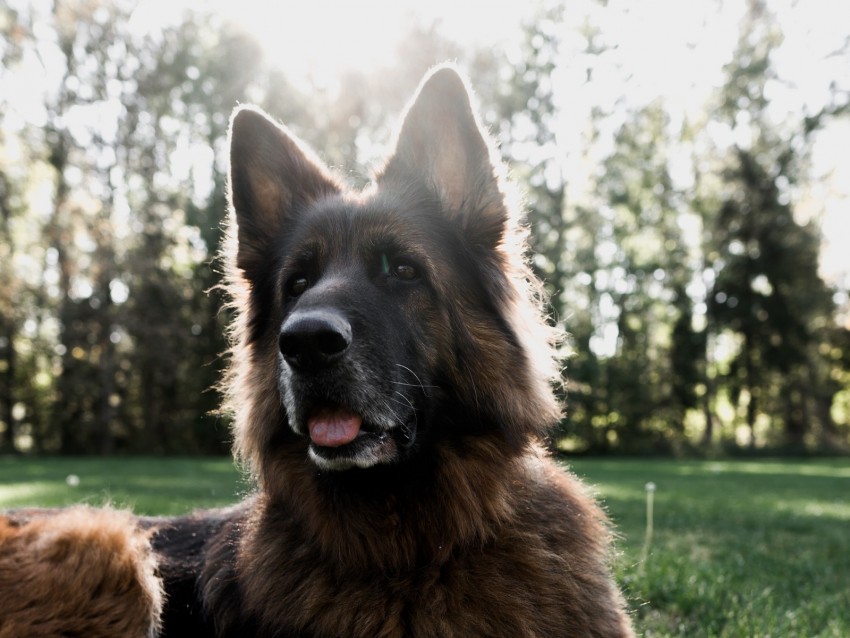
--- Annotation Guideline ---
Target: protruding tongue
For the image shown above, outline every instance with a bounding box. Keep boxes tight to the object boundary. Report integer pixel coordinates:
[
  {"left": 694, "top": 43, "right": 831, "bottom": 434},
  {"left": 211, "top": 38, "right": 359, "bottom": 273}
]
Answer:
[{"left": 308, "top": 410, "right": 362, "bottom": 447}]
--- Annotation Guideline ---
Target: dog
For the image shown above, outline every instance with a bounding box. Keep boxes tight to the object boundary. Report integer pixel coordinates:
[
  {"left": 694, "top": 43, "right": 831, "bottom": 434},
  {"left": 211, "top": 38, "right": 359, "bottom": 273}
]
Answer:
[
  {"left": 149, "top": 63, "right": 633, "bottom": 637},
  {"left": 0, "top": 65, "right": 634, "bottom": 637}
]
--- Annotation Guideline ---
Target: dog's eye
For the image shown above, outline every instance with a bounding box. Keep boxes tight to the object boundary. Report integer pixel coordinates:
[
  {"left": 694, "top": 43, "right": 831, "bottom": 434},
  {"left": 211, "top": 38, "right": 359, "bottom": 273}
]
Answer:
[
  {"left": 287, "top": 275, "right": 309, "bottom": 297},
  {"left": 393, "top": 262, "right": 418, "bottom": 281},
  {"left": 381, "top": 253, "right": 418, "bottom": 282}
]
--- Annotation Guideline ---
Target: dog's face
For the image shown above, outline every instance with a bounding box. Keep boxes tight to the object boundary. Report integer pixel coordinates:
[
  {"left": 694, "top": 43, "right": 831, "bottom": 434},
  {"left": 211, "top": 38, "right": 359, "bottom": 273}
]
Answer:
[
  {"left": 227, "top": 67, "right": 560, "bottom": 473},
  {"left": 270, "top": 193, "right": 453, "bottom": 471}
]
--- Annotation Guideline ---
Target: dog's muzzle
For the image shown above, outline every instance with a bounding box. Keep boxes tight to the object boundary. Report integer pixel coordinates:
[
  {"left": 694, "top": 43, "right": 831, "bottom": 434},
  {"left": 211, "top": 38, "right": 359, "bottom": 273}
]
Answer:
[
  {"left": 279, "top": 309, "right": 352, "bottom": 373},
  {"left": 277, "top": 308, "right": 411, "bottom": 471}
]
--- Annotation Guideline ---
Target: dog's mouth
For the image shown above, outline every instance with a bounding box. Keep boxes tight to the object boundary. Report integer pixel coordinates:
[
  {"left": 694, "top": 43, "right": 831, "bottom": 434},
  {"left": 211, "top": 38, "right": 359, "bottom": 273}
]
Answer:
[
  {"left": 305, "top": 407, "right": 415, "bottom": 471},
  {"left": 307, "top": 408, "right": 364, "bottom": 447}
]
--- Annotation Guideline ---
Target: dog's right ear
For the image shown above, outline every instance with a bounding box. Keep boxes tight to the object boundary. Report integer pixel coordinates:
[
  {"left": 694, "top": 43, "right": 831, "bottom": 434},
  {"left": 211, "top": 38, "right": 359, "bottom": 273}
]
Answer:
[{"left": 228, "top": 106, "right": 339, "bottom": 279}]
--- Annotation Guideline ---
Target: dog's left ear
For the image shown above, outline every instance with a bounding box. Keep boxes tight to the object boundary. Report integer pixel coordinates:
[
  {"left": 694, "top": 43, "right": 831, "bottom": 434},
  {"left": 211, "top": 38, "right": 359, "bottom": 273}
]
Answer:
[{"left": 379, "top": 65, "right": 507, "bottom": 249}]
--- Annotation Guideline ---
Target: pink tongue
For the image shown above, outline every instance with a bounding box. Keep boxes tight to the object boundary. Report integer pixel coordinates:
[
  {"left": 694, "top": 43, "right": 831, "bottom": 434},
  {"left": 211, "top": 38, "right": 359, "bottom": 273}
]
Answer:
[{"left": 308, "top": 410, "right": 362, "bottom": 447}]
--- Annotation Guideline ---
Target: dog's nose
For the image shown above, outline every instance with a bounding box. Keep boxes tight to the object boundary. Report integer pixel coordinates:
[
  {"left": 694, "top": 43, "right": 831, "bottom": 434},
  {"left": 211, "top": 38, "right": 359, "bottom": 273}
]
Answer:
[{"left": 279, "top": 310, "right": 352, "bottom": 372}]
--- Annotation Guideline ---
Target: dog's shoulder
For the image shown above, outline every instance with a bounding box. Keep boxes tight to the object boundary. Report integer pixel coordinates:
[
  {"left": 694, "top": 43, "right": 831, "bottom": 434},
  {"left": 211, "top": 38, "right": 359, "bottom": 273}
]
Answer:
[
  {"left": 484, "top": 450, "right": 634, "bottom": 637},
  {"left": 508, "top": 449, "right": 615, "bottom": 551}
]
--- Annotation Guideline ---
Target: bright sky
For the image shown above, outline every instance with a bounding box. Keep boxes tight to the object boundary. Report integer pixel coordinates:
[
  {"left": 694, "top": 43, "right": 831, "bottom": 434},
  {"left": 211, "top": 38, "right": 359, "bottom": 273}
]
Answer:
[
  {"left": 8, "top": 0, "right": 850, "bottom": 291},
  {"left": 144, "top": 0, "right": 847, "bottom": 284},
  {"left": 132, "top": 0, "right": 530, "bottom": 76}
]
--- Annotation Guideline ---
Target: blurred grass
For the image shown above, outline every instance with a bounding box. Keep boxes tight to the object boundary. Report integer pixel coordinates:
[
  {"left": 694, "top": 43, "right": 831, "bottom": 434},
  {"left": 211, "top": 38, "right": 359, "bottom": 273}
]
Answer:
[{"left": 1, "top": 456, "right": 848, "bottom": 636}]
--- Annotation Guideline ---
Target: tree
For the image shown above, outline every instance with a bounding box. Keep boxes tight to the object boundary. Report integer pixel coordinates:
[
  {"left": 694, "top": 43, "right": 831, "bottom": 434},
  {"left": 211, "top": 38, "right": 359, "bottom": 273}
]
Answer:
[
  {"left": 0, "top": 1, "right": 25, "bottom": 452},
  {"left": 1, "top": 0, "right": 847, "bottom": 455},
  {"left": 119, "top": 15, "right": 263, "bottom": 452},
  {"left": 704, "top": 0, "right": 844, "bottom": 450},
  {"left": 583, "top": 104, "right": 698, "bottom": 452}
]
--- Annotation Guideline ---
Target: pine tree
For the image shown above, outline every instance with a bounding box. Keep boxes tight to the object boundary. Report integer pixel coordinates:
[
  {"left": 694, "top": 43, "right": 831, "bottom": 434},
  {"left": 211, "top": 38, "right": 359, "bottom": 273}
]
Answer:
[{"left": 705, "top": 0, "right": 842, "bottom": 449}]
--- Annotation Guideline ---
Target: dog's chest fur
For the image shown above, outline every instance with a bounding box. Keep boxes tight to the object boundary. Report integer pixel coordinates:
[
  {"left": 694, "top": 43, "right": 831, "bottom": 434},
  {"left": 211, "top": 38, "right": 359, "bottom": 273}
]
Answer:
[{"left": 153, "top": 446, "right": 631, "bottom": 638}]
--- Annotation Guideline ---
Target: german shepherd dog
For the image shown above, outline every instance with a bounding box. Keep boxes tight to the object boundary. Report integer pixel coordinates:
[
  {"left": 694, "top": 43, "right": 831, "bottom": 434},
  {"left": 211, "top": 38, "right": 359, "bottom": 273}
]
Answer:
[{"left": 0, "top": 66, "right": 634, "bottom": 637}]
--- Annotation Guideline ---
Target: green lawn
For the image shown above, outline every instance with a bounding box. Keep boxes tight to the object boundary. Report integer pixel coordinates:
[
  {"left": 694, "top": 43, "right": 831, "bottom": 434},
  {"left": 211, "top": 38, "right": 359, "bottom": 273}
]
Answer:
[
  {"left": 1, "top": 456, "right": 848, "bottom": 637},
  {"left": 568, "top": 458, "right": 850, "bottom": 638},
  {"left": 0, "top": 456, "right": 249, "bottom": 515}
]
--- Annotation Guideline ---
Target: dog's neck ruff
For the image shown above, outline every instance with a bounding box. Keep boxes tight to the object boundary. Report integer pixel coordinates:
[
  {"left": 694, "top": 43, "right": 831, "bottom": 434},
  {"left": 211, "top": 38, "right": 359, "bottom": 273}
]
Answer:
[{"left": 249, "top": 436, "right": 528, "bottom": 574}]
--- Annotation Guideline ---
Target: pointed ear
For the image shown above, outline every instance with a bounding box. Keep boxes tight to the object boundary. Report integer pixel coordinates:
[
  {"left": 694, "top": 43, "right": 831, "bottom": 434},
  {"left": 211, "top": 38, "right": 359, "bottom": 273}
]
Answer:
[
  {"left": 378, "top": 65, "right": 508, "bottom": 249},
  {"left": 228, "top": 106, "right": 339, "bottom": 278}
]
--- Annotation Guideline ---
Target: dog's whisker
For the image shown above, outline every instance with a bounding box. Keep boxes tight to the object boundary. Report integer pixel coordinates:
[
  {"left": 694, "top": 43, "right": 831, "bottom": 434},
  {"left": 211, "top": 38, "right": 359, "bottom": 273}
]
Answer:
[
  {"left": 390, "top": 380, "right": 438, "bottom": 388},
  {"left": 394, "top": 364, "right": 435, "bottom": 396},
  {"left": 395, "top": 363, "right": 424, "bottom": 383},
  {"left": 391, "top": 391, "right": 415, "bottom": 410}
]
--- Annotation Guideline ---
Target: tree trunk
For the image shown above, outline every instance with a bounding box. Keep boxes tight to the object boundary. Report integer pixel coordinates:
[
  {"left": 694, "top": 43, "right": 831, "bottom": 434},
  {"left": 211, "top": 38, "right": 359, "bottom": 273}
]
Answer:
[
  {"left": 0, "top": 325, "right": 15, "bottom": 453},
  {"left": 744, "top": 331, "right": 757, "bottom": 450}
]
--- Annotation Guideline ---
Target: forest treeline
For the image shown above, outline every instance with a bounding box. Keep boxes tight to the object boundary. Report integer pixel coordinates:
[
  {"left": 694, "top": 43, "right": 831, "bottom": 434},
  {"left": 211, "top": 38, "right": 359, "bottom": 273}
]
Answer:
[{"left": 0, "top": 0, "right": 848, "bottom": 455}]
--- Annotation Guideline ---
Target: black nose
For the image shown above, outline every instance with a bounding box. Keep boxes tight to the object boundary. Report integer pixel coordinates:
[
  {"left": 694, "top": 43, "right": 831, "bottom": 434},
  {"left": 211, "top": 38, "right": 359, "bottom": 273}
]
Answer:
[{"left": 279, "top": 310, "right": 352, "bottom": 372}]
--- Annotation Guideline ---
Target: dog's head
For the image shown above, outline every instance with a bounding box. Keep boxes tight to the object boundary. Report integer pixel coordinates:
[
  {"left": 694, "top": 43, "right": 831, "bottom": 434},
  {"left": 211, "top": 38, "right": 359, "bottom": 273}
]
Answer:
[{"left": 225, "top": 65, "right": 561, "bottom": 476}]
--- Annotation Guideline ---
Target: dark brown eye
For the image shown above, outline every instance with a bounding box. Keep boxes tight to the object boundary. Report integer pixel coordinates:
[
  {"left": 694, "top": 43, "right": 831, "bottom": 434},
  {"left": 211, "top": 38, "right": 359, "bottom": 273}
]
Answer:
[
  {"left": 287, "top": 276, "right": 309, "bottom": 297},
  {"left": 394, "top": 262, "right": 417, "bottom": 281},
  {"left": 380, "top": 253, "right": 419, "bottom": 282}
]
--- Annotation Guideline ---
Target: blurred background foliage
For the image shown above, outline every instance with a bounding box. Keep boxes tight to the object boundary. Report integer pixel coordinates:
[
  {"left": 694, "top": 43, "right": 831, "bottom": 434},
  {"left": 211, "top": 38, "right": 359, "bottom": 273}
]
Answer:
[{"left": 0, "top": 0, "right": 848, "bottom": 455}]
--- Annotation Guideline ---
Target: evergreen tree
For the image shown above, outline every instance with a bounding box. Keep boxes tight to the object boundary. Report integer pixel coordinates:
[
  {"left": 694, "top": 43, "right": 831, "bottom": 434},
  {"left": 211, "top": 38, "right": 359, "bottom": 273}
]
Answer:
[{"left": 705, "top": 0, "right": 843, "bottom": 449}]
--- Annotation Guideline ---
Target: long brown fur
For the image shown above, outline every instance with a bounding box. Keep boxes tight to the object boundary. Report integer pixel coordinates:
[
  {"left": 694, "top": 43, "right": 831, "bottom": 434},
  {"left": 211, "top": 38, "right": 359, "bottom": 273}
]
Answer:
[
  {"left": 195, "top": 64, "right": 636, "bottom": 637},
  {"left": 0, "top": 507, "right": 162, "bottom": 638}
]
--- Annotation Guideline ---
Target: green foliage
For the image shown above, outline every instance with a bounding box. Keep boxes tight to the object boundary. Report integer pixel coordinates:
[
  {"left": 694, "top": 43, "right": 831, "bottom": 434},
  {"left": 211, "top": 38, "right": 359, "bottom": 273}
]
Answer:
[
  {"left": 494, "top": 2, "right": 850, "bottom": 454},
  {"left": 702, "top": 2, "right": 843, "bottom": 451},
  {"left": 0, "top": 3, "right": 256, "bottom": 454},
  {"left": 0, "top": 1, "right": 847, "bottom": 454}
]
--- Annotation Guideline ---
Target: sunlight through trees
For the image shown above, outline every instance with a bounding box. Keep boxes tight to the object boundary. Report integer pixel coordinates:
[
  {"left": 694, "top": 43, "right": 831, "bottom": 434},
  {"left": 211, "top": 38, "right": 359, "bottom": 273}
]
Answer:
[{"left": 0, "top": 0, "right": 847, "bottom": 454}]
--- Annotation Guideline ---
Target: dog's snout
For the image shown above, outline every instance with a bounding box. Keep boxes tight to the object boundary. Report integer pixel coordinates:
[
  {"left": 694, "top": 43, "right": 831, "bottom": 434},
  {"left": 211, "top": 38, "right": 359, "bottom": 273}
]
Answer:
[{"left": 279, "top": 310, "right": 352, "bottom": 372}]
